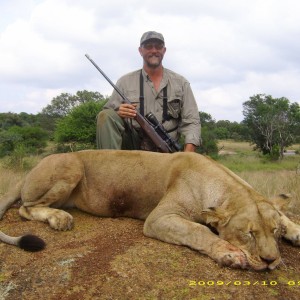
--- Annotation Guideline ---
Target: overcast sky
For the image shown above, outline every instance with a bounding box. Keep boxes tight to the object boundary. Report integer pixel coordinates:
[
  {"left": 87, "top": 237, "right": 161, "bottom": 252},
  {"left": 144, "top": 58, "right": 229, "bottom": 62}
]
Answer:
[{"left": 0, "top": 0, "right": 299, "bottom": 121}]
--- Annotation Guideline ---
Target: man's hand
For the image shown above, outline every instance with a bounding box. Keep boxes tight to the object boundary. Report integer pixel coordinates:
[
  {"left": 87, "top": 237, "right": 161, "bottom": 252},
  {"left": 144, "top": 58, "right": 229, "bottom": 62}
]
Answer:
[{"left": 117, "top": 104, "right": 137, "bottom": 119}]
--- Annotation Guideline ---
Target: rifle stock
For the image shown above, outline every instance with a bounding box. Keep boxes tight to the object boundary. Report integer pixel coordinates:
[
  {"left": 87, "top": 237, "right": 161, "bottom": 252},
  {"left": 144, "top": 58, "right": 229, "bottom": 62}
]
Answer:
[{"left": 85, "top": 54, "right": 176, "bottom": 153}]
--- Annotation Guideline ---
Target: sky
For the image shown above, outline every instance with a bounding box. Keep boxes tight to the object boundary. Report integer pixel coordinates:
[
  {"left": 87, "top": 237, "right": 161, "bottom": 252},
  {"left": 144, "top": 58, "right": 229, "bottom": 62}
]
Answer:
[{"left": 0, "top": 0, "right": 300, "bottom": 122}]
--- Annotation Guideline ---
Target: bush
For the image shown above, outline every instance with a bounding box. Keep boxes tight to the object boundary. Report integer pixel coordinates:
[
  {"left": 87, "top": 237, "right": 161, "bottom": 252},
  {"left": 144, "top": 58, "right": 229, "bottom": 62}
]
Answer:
[
  {"left": 197, "top": 127, "right": 218, "bottom": 157},
  {"left": 0, "top": 126, "right": 48, "bottom": 157},
  {"left": 54, "top": 100, "right": 107, "bottom": 150}
]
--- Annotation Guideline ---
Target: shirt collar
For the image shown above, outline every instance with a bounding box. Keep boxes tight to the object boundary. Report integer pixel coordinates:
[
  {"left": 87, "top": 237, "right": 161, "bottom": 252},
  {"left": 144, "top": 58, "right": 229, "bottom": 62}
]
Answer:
[{"left": 142, "top": 68, "right": 168, "bottom": 87}]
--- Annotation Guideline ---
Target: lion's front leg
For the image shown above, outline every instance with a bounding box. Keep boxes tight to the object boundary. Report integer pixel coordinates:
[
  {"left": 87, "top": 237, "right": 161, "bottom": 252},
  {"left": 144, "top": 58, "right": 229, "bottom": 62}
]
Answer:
[
  {"left": 144, "top": 206, "right": 247, "bottom": 269},
  {"left": 19, "top": 206, "right": 73, "bottom": 231},
  {"left": 281, "top": 214, "right": 300, "bottom": 246}
]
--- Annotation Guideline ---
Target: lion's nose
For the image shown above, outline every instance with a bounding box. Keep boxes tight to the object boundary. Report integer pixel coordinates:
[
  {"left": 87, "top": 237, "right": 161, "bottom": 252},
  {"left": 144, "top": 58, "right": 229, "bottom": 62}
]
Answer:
[{"left": 260, "top": 256, "right": 276, "bottom": 265}]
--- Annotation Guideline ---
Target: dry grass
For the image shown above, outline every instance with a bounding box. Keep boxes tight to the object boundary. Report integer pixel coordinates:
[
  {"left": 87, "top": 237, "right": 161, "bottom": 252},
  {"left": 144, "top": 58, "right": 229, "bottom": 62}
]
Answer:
[
  {"left": 218, "top": 140, "right": 254, "bottom": 154},
  {"left": 0, "top": 156, "right": 42, "bottom": 196},
  {"left": 238, "top": 170, "right": 300, "bottom": 214},
  {"left": 0, "top": 167, "right": 24, "bottom": 196}
]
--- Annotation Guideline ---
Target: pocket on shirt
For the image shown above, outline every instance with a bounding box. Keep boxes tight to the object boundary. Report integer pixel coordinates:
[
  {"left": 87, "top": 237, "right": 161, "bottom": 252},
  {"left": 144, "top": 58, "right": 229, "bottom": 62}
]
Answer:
[
  {"left": 125, "top": 90, "right": 140, "bottom": 110},
  {"left": 125, "top": 90, "right": 139, "bottom": 102},
  {"left": 167, "top": 89, "right": 183, "bottom": 119}
]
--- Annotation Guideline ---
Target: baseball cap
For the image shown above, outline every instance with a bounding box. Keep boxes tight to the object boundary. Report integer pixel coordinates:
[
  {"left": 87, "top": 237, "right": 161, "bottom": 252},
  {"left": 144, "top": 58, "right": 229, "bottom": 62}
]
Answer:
[{"left": 140, "top": 31, "right": 165, "bottom": 45}]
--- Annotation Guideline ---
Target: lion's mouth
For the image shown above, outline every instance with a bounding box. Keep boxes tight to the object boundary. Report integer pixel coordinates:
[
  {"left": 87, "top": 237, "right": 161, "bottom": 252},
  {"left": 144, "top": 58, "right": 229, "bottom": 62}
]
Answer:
[{"left": 241, "top": 250, "right": 281, "bottom": 271}]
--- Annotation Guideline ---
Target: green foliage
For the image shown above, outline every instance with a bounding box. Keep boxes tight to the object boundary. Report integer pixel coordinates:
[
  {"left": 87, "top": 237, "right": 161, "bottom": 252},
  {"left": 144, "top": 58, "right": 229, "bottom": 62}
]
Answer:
[
  {"left": 243, "top": 94, "right": 300, "bottom": 159},
  {"left": 9, "top": 126, "right": 48, "bottom": 150},
  {"left": 0, "top": 112, "right": 23, "bottom": 129},
  {"left": 2, "top": 144, "right": 28, "bottom": 170},
  {"left": 199, "top": 111, "right": 215, "bottom": 129},
  {"left": 0, "top": 112, "right": 40, "bottom": 130},
  {"left": 197, "top": 127, "right": 219, "bottom": 157},
  {"left": 0, "top": 126, "right": 48, "bottom": 157},
  {"left": 197, "top": 112, "right": 218, "bottom": 156},
  {"left": 214, "top": 127, "right": 229, "bottom": 140},
  {"left": 42, "top": 90, "right": 107, "bottom": 117},
  {"left": 269, "top": 145, "right": 280, "bottom": 161},
  {"left": 197, "top": 111, "right": 249, "bottom": 157},
  {"left": 198, "top": 112, "right": 249, "bottom": 143},
  {"left": 40, "top": 90, "right": 108, "bottom": 138},
  {"left": 54, "top": 100, "right": 107, "bottom": 149},
  {"left": 0, "top": 130, "right": 22, "bottom": 156},
  {"left": 215, "top": 120, "right": 250, "bottom": 141}
]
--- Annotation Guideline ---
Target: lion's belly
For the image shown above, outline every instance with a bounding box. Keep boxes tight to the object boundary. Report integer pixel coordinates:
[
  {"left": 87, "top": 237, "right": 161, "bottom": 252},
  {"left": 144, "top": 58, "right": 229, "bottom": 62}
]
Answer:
[
  {"left": 71, "top": 182, "right": 164, "bottom": 220},
  {"left": 68, "top": 151, "right": 173, "bottom": 219}
]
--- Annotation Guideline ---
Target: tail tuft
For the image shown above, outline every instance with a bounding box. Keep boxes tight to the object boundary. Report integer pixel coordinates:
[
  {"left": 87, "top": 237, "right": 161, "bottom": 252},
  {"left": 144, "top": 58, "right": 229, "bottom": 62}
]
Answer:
[{"left": 18, "top": 234, "right": 46, "bottom": 252}]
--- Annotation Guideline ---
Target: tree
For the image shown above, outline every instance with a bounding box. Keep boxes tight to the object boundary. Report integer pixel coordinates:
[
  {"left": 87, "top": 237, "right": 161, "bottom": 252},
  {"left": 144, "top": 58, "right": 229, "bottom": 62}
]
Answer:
[
  {"left": 197, "top": 111, "right": 218, "bottom": 156},
  {"left": 41, "top": 90, "right": 106, "bottom": 118},
  {"left": 0, "top": 112, "right": 23, "bottom": 129},
  {"left": 243, "top": 94, "right": 300, "bottom": 159},
  {"left": 199, "top": 111, "right": 215, "bottom": 129},
  {"left": 197, "top": 127, "right": 218, "bottom": 156},
  {"left": 54, "top": 100, "right": 107, "bottom": 149},
  {"left": 215, "top": 120, "right": 250, "bottom": 141}
]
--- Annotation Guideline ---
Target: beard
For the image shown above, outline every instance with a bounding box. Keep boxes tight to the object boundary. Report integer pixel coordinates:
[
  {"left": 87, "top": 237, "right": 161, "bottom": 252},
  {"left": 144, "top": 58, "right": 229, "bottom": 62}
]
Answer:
[{"left": 144, "top": 54, "right": 163, "bottom": 68}]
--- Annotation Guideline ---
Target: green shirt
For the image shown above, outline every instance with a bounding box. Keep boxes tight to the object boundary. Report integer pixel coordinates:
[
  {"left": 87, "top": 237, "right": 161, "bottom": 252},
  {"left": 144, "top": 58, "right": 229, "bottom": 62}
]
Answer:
[{"left": 104, "top": 68, "right": 201, "bottom": 146}]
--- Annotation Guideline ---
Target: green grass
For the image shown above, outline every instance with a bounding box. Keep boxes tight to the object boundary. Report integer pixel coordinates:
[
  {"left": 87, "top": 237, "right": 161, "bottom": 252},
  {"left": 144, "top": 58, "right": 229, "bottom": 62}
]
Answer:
[
  {"left": 218, "top": 140, "right": 255, "bottom": 155},
  {"left": 218, "top": 153, "right": 300, "bottom": 172},
  {"left": 217, "top": 140, "right": 300, "bottom": 172}
]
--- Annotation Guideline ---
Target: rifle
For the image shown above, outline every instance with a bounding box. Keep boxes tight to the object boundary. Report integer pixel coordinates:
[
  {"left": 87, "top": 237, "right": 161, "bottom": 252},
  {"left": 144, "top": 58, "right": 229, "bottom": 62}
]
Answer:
[{"left": 85, "top": 54, "right": 181, "bottom": 153}]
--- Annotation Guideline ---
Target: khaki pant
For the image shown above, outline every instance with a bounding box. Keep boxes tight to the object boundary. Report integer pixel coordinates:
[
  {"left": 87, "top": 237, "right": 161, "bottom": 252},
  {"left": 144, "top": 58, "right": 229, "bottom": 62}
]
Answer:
[{"left": 96, "top": 109, "right": 141, "bottom": 150}]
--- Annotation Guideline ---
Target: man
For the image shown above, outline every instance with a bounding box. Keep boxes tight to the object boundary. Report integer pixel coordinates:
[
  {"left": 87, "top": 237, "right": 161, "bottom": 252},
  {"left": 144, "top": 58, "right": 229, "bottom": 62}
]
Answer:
[{"left": 96, "top": 31, "right": 201, "bottom": 152}]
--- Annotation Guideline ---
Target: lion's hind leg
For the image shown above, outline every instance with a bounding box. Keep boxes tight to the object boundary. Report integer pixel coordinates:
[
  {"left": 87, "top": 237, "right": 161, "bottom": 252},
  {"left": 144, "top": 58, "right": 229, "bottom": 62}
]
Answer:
[{"left": 20, "top": 179, "right": 81, "bottom": 230}]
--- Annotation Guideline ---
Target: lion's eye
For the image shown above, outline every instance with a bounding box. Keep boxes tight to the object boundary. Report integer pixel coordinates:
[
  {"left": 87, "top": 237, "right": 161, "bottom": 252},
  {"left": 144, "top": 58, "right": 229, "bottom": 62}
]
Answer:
[
  {"left": 243, "top": 230, "right": 254, "bottom": 239},
  {"left": 248, "top": 231, "right": 254, "bottom": 238},
  {"left": 238, "top": 229, "right": 255, "bottom": 240}
]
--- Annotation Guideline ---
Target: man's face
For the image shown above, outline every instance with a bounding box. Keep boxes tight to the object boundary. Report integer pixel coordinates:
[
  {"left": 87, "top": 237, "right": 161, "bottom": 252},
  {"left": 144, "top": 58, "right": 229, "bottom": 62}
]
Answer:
[{"left": 139, "top": 39, "right": 166, "bottom": 69}]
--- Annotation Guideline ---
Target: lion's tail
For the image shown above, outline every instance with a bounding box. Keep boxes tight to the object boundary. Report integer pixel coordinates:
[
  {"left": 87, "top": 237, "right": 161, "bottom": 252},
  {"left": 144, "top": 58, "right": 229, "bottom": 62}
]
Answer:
[
  {"left": 0, "top": 231, "right": 46, "bottom": 251},
  {"left": 0, "top": 180, "right": 46, "bottom": 251}
]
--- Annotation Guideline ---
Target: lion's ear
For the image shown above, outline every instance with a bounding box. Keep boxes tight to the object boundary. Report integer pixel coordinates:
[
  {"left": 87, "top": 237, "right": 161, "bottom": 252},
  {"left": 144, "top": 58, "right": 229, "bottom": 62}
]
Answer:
[
  {"left": 270, "top": 194, "right": 292, "bottom": 212},
  {"left": 201, "top": 207, "right": 231, "bottom": 228}
]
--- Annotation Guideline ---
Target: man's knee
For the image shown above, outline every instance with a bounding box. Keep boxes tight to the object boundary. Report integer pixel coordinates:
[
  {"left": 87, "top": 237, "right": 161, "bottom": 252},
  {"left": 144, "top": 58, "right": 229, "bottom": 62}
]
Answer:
[
  {"left": 96, "top": 109, "right": 122, "bottom": 149},
  {"left": 97, "top": 109, "right": 121, "bottom": 126}
]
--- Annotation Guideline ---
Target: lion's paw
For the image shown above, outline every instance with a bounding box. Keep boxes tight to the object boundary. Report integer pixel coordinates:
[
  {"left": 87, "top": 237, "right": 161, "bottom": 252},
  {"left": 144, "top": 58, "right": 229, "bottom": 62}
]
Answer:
[
  {"left": 214, "top": 242, "right": 248, "bottom": 269},
  {"left": 284, "top": 226, "right": 300, "bottom": 246},
  {"left": 289, "top": 233, "right": 300, "bottom": 246},
  {"left": 48, "top": 211, "right": 74, "bottom": 231}
]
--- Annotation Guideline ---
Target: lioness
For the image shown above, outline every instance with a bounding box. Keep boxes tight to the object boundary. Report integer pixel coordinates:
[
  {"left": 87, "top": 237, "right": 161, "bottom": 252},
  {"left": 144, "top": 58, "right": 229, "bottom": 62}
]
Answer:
[{"left": 0, "top": 150, "right": 300, "bottom": 270}]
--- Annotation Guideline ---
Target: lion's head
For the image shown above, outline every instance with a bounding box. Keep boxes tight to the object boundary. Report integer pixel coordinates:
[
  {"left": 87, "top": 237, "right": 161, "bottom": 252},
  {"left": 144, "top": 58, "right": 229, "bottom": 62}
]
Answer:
[{"left": 202, "top": 199, "right": 286, "bottom": 270}]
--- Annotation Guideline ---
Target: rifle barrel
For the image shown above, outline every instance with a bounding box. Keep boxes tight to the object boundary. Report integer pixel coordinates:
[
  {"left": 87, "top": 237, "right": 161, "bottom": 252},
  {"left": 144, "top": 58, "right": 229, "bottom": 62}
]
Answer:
[{"left": 85, "top": 54, "right": 131, "bottom": 105}]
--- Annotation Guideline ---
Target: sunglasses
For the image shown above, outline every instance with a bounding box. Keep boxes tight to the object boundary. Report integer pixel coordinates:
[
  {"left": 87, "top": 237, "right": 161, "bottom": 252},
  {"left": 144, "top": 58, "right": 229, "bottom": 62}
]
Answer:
[{"left": 142, "top": 43, "right": 165, "bottom": 50}]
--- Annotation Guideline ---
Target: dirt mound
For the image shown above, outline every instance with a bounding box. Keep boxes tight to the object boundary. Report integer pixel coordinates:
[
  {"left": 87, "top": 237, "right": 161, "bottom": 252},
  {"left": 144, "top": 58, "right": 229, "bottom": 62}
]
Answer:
[{"left": 1, "top": 208, "right": 300, "bottom": 300}]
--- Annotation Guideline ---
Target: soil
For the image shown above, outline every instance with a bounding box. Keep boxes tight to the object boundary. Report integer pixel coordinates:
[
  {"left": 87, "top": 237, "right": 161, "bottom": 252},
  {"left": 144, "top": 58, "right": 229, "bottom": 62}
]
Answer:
[{"left": 1, "top": 208, "right": 300, "bottom": 300}]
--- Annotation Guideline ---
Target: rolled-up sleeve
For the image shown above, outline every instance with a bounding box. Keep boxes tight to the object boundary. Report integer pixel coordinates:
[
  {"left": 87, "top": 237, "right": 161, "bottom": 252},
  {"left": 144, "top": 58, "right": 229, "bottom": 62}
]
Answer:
[{"left": 179, "top": 82, "right": 201, "bottom": 146}]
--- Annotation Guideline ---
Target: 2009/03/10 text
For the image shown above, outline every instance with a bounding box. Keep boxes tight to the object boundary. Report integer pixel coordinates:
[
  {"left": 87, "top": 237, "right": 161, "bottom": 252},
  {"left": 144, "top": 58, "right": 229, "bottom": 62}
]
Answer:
[{"left": 189, "top": 280, "right": 300, "bottom": 287}]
